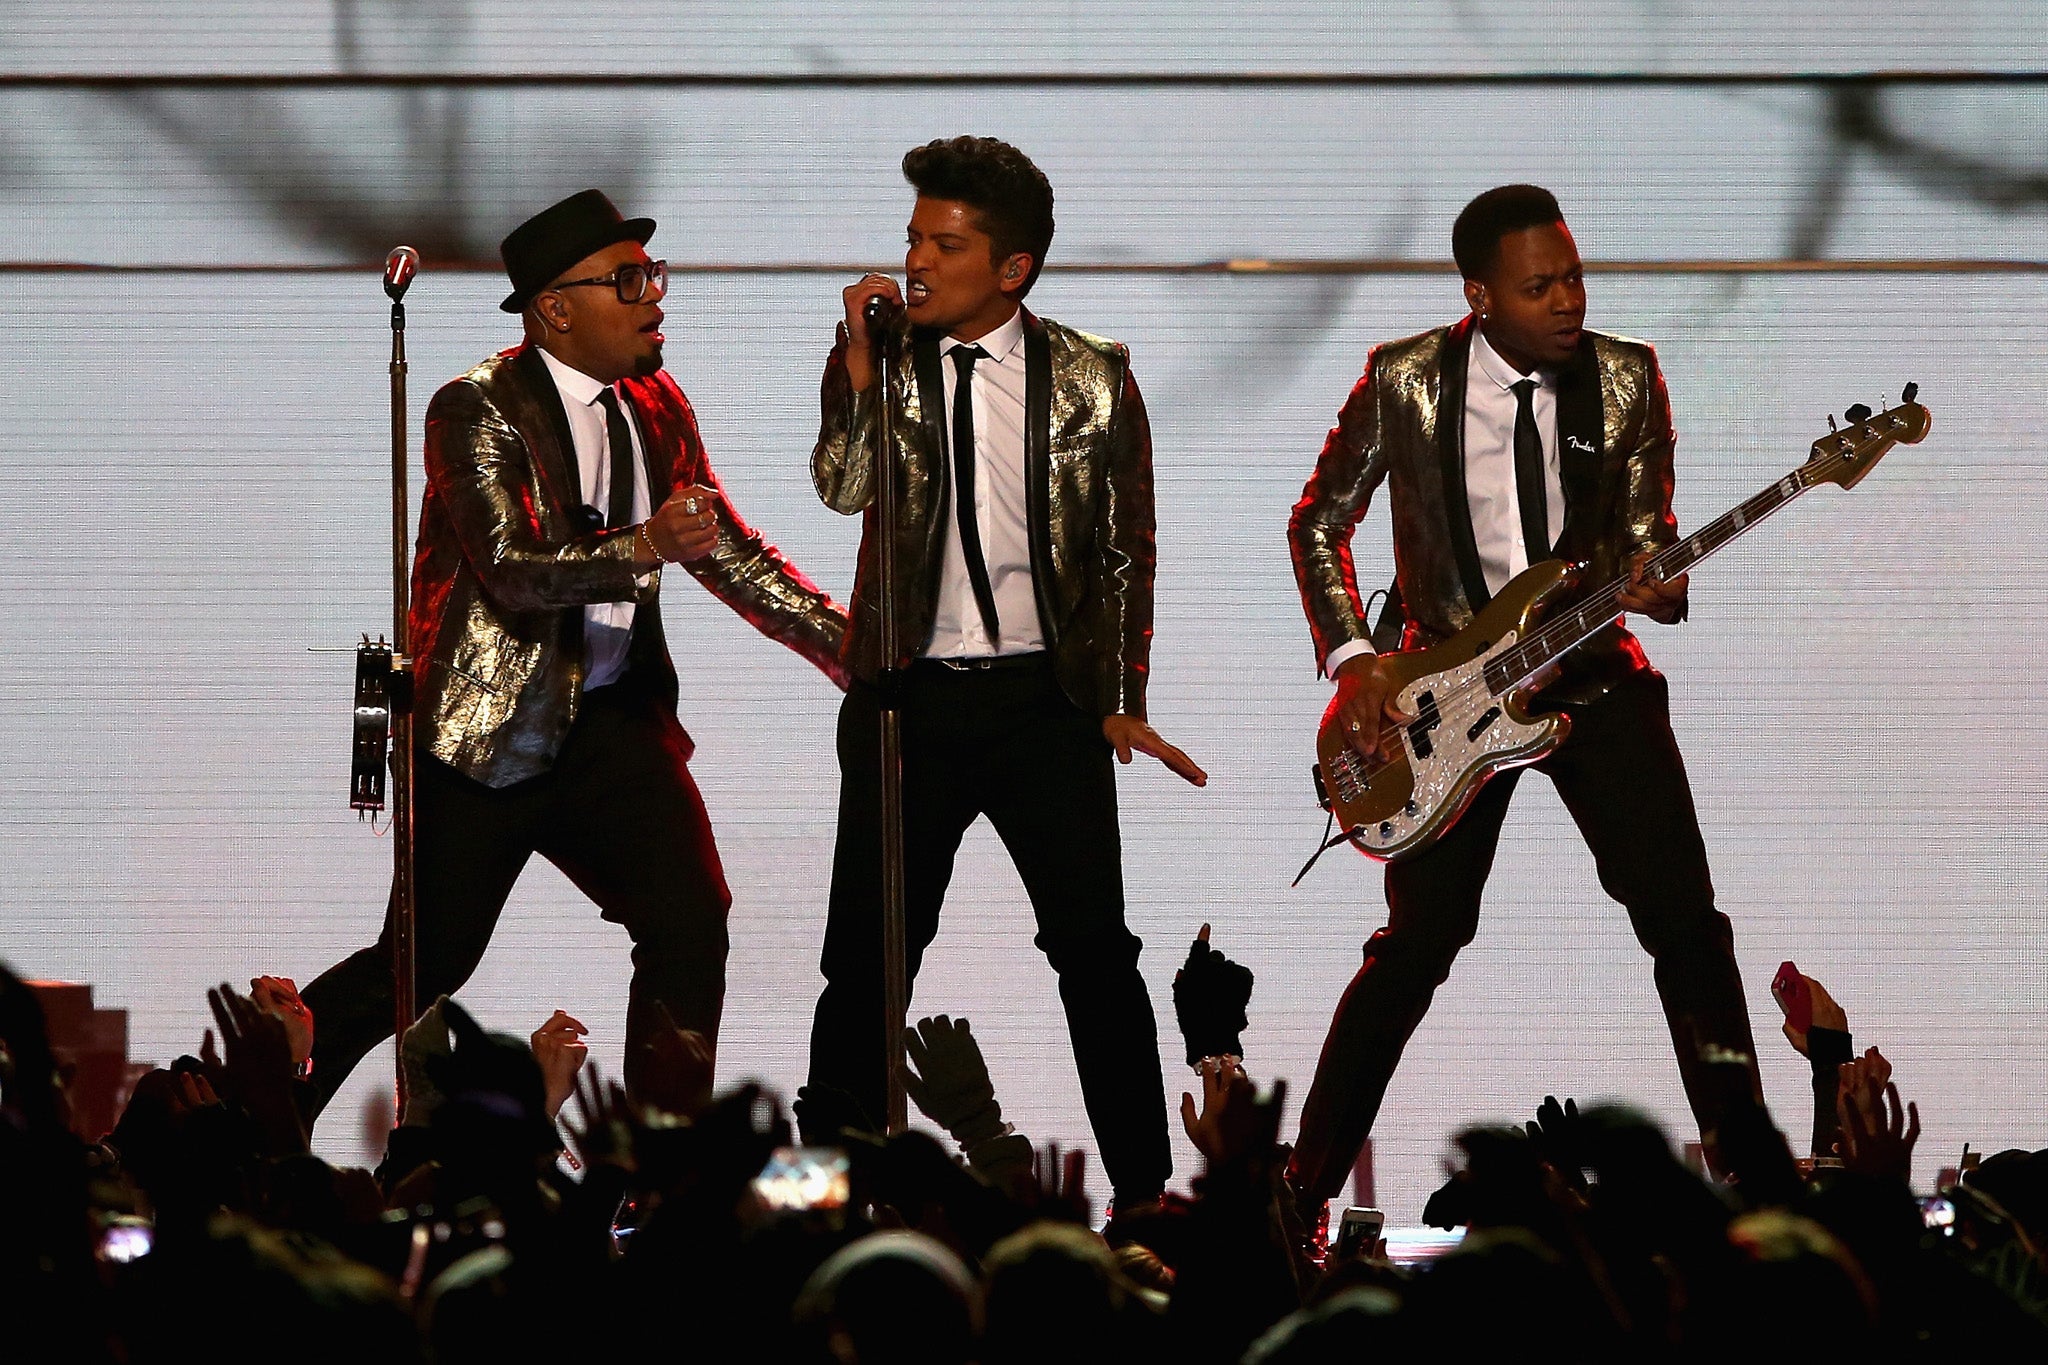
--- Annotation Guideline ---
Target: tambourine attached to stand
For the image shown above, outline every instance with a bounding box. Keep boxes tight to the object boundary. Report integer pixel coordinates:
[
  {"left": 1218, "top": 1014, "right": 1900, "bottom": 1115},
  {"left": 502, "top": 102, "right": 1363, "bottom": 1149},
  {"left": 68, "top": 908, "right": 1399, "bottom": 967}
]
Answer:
[{"left": 350, "top": 635, "right": 393, "bottom": 813}]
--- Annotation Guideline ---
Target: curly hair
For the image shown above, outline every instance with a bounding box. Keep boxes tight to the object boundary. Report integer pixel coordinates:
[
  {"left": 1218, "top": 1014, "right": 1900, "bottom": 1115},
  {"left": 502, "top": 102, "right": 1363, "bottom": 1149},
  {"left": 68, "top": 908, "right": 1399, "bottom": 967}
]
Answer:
[
  {"left": 1451, "top": 184, "right": 1566, "bottom": 281},
  {"left": 902, "top": 136, "right": 1056, "bottom": 296}
]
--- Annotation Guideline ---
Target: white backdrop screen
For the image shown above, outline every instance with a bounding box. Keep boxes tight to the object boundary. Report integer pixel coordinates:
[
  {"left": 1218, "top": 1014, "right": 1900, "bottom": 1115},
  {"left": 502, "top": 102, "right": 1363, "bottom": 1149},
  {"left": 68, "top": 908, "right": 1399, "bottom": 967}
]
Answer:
[
  {"left": 5, "top": 267, "right": 2044, "bottom": 1215},
  {"left": 3, "top": 4, "right": 2046, "bottom": 1218}
]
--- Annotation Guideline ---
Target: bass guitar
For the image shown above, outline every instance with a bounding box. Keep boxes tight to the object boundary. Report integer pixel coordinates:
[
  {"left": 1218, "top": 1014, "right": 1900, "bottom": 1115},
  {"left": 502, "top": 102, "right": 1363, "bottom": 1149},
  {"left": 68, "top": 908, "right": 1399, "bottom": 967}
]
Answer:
[{"left": 1314, "top": 386, "right": 1930, "bottom": 863}]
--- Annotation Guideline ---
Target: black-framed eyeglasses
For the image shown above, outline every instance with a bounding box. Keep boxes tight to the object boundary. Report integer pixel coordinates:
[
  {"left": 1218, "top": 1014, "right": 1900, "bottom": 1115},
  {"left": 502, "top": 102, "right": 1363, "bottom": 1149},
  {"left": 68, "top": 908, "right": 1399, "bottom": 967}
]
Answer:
[{"left": 549, "top": 259, "right": 667, "bottom": 304}]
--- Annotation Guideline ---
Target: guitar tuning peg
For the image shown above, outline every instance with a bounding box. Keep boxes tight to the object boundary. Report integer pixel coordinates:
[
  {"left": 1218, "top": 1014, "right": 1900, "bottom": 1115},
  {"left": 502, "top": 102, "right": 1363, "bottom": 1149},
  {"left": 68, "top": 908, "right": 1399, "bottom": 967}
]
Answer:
[
  {"left": 1826, "top": 415, "right": 1838, "bottom": 432},
  {"left": 1902, "top": 382, "right": 1918, "bottom": 404},
  {"left": 1844, "top": 403, "right": 1873, "bottom": 424}
]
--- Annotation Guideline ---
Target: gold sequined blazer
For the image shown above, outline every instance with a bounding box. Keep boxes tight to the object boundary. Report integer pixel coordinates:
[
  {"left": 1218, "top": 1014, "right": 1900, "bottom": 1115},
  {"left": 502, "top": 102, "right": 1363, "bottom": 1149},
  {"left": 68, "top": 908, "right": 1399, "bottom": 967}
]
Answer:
[
  {"left": 812, "top": 310, "right": 1155, "bottom": 720},
  {"left": 413, "top": 344, "right": 848, "bottom": 788},
  {"left": 1289, "top": 315, "right": 1680, "bottom": 704}
]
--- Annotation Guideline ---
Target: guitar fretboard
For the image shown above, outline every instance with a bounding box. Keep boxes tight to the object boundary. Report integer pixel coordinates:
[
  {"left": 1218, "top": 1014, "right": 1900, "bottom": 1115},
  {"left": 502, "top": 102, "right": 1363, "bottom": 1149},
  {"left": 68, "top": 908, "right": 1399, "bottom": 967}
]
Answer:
[{"left": 1481, "top": 467, "right": 1816, "bottom": 695}]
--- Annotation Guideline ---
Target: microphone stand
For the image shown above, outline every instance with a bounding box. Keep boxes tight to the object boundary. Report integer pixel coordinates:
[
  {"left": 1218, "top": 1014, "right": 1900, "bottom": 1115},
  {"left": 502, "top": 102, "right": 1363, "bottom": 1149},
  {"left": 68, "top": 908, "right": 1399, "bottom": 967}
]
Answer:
[
  {"left": 384, "top": 249, "right": 419, "bottom": 1107},
  {"left": 866, "top": 298, "right": 910, "bottom": 1134}
]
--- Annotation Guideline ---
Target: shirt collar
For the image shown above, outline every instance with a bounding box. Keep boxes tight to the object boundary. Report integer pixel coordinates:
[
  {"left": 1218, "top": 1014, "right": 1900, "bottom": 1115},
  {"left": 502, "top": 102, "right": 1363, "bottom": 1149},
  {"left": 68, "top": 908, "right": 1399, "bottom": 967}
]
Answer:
[
  {"left": 536, "top": 345, "right": 612, "bottom": 407},
  {"left": 942, "top": 306, "right": 1026, "bottom": 364},
  {"left": 1471, "top": 322, "right": 1550, "bottom": 395}
]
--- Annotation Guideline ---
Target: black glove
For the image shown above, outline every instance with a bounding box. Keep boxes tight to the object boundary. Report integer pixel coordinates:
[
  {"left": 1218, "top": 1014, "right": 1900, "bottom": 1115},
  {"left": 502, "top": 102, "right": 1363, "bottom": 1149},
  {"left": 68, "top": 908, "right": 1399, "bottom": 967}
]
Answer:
[{"left": 1173, "top": 924, "right": 1253, "bottom": 1067}]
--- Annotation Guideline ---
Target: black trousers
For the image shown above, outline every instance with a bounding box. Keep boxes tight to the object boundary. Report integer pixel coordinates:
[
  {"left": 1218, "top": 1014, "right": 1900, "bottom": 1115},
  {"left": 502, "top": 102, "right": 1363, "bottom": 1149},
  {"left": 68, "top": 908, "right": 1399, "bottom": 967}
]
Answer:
[
  {"left": 1292, "top": 670, "right": 1760, "bottom": 1200},
  {"left": 299, "top": 678, "right": 732, "bottom": 1121},
  {"left": 806, "top": 656, "right": 1172, "bottom": 1201}
]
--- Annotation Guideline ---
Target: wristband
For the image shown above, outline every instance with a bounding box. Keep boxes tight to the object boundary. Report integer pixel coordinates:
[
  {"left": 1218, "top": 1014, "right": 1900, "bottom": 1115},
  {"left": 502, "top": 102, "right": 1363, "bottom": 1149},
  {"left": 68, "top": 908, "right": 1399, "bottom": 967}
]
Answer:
[{"left": 635, "top": 521, "right": 667, "bottom": 564}]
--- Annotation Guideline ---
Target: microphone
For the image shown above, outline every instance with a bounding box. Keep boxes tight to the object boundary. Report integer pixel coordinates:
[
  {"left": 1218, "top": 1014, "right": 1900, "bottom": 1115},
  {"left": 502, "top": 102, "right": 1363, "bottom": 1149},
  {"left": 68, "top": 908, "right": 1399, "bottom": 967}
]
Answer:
[
  {"left": 383, "top": 245, "right": 420, "bottom": 301},
  {"left": 863, "top": 293, "right": 901, "bottom": 332}
]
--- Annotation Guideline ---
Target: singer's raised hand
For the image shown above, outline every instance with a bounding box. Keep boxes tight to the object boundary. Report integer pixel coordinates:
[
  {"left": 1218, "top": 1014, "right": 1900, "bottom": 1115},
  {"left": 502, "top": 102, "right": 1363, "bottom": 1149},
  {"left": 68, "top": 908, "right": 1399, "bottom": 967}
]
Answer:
[{"left": 841, "top": 273, "right": 902, "bottom": 390}]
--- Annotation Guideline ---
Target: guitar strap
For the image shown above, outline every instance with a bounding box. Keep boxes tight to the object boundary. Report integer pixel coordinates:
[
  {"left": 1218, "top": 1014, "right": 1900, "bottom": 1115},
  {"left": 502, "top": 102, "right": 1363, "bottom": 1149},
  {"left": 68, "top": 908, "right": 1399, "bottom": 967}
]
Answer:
[{"left": 1368, "top": 580, "right": 1407, "bottom": 653}]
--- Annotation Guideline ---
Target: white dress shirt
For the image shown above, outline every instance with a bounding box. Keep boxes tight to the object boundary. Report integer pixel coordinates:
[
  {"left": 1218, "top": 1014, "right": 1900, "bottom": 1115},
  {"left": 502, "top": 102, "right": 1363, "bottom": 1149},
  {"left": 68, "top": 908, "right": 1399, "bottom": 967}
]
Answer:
[
  {"left": 1326, "top": 322, "right": 1567, "bottom": 674},
  {"left": 537, "top": 347, "right": 652, "bottom": 689},
  {"left": 924, "top": 306, "right": 1045, "bottom": 658}
]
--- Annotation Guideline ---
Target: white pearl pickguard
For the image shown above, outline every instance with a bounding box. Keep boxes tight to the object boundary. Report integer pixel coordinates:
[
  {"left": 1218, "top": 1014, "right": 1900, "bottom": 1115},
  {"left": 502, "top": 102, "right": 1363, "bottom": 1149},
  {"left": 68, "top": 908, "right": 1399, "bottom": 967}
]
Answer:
[{"left": 1355, "top": 629, "right": 1560, "bottom": 858}]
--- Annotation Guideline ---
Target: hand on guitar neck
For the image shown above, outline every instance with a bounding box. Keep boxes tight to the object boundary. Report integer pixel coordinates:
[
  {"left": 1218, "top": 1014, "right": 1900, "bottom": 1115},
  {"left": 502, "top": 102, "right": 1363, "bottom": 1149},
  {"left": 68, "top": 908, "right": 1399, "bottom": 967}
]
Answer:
[
  {"left": 1616, "top": 549, "right": 1688, "bottom": 624},
  {"left": 1332, "top": 653, "right": 1416, "bottom": 761}
]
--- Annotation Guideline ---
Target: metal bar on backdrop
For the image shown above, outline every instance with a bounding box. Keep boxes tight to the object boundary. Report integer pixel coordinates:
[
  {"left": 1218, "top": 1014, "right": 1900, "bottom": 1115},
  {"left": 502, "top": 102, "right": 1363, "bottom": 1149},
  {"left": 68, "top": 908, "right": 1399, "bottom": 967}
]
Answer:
[
  {"left": 866, "top": 296, "right": 910, "bottom": 1135},
  {"left": 10, "top": 258, "right": 2047, "bottom": 277},
  {"left": 6, "top": 70, "right": 2043, "bottom": 89}
]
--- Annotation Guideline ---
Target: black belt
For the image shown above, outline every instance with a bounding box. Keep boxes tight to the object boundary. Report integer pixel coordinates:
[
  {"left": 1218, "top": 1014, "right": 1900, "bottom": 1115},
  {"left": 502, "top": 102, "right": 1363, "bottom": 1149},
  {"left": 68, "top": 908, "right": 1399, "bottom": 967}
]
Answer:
[{"left": 913, "top": 651, "right": 1050, "bottom": 673}]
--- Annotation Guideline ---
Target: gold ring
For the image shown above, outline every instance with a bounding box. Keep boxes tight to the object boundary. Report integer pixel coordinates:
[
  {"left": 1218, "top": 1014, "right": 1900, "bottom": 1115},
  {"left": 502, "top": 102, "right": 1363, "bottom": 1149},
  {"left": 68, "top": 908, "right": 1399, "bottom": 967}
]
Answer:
[
  {"left": 685, "top": 497, "right": 701, "bottom": 514},
  {"left": 1349, "top": 720, "right": 1361, "bottom": 732}
]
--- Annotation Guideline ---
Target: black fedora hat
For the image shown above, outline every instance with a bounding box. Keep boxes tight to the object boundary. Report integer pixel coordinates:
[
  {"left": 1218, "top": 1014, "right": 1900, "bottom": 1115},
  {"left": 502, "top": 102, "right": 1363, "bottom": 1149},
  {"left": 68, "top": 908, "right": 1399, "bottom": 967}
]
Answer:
[{"left": 498, "top": 188, "right": 656, "bottom": 314}]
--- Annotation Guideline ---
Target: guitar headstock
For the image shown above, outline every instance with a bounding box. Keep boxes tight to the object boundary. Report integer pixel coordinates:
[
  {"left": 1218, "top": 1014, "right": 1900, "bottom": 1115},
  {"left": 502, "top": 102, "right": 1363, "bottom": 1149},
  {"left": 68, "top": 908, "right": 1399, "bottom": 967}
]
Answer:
[{"left": 1803, "top": 384, "right": 1931, "bottom": 491}]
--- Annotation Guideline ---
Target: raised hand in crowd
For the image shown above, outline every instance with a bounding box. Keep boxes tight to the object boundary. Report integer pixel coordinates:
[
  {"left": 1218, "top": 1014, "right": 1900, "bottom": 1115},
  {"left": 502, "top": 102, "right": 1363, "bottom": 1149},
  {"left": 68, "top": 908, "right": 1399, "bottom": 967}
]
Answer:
[
  {"left": 170, "top": 1067, "right": 220, "bottom": 1116},
  {"left": 1173, "top": 922, "right": 1253, "bottom": 1069},
  {"left": 1026, "top": 1141, "right": 1093, "bottom": 1226},
  {"left": 1771, "top": 964, "right": 1857, "bottom": 1158},
  {"left": 901, "top": 1014, "right": 1033, "bottom": 1189},
  {"left": 397, "top": 994, "right": 457, "bottom": 1129},
  {"left": 566, "top": 1062, "right": 637, "bottom": 1178},
  {"left": 205, "top": 981, "right": 308, "bottom": 1155},
  {"left": 1836, "top": 1048, "right": 1919, "bottom": 1184},
  {"left": 1165, "top": 1076, "right": 1295, "bottom": 1360},
  {"left": 1179, "top": 1055, "right": 1261, "bottom": 1167},
  {"left": 530, "top": 1009, "right": 589, "bottom": 1120},
  {"left": 1773, "top": 965, "right": 1848, "bottom": 1057},
  {"left": 1523, "top": 1093, "right": 1589, "bottom": 1192},
  {"left": 249, "top": 974, "right": 314, "bottom": 1071},
  {"left": 902, "top": 1014, "right": 996, "bottom": 1135},
  {"left": 1839, "top": 1046, "right": 1893, "bottom": 1126}
]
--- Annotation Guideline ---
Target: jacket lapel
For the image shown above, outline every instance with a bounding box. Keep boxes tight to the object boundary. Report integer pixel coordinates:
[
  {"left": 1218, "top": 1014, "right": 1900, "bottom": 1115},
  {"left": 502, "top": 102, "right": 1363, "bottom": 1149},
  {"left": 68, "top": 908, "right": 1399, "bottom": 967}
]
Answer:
[
  {"left": 511, "top": 345, "right": 583, "bottom": 519},
  {"left": 1435, "top": 314, "right": 1494, "bottom": 611},
  {"left": 910, "top": 327, "right": 947, "bottom": 483},
  {"left": 1020, "top": 311, "right": 1058, "bottom": 644},
  {"left": 1551, "top": 335, "right": 1603, "bottom": 561},
  {"left": 908, "top": 329, "right": 950, "bottom": 629}
]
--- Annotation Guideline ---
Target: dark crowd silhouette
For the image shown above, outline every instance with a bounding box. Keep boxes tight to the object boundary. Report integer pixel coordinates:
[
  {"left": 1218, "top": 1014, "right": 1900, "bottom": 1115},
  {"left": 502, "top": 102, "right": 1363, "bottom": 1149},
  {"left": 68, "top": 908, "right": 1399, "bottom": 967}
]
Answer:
[{"left": 4, "top": 933, "right": 2046, "bottom": 1362}]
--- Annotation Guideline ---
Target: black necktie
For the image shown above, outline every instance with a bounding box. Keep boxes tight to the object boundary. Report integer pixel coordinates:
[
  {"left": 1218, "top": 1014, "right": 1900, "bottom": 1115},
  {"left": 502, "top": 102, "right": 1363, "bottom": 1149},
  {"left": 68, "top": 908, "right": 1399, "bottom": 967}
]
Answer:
[
  {"left": 594, "top": 388, "right": 637, "bottom": 527},
  {"left": 947, "top": 344, "right": 1001, "bottom": 644},
  {"left": 1510, "top": 378, "right": 1551, "bottom": 561}
]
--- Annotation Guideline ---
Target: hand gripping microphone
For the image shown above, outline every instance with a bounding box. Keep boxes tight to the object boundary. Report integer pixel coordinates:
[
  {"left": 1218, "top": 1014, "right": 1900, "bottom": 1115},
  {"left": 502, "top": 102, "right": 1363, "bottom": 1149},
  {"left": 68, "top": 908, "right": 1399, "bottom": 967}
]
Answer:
[
  {"left": 383, "top": 245, "right": 420, "bottom": 302},
  {"left": 863, "top": 292, "right": 901, "bottom": 332}
]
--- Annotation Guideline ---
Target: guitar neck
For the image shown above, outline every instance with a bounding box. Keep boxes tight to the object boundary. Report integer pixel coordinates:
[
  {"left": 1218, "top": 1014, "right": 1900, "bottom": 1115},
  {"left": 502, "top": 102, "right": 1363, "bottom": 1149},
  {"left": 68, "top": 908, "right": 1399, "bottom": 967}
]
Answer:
[{"left": 1488, "top": 466, "right": 1816, "bottom": 693}]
